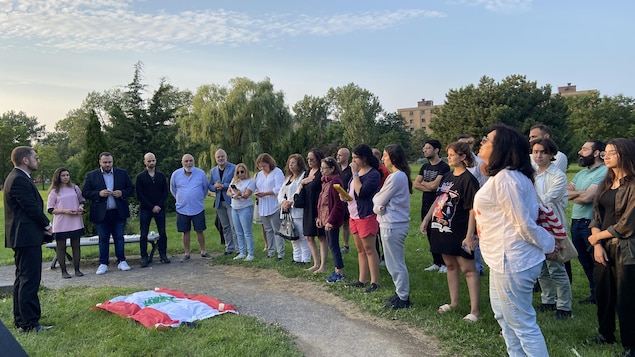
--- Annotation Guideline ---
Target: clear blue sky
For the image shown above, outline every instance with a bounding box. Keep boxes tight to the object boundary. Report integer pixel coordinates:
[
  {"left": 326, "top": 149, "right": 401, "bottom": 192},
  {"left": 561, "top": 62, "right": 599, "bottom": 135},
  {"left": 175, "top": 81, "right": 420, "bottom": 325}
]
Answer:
[{"left": 1, "top": 0, "right": 633, "bottom": 130}]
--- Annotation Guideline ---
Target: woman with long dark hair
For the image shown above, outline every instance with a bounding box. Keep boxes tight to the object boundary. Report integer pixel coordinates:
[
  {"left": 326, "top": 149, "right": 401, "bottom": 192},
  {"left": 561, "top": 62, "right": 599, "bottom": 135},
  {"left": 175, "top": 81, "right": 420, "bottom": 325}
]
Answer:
[
  {"left": 473, "top": 124, "right": 554, "bottom": 356},
  {"left": 299, "top": 149, "right": 328, "bottom": 272},
  {"left": 587, "top": 138, "right": 635, "bottom": 356},
  {"left": 373, "top": 144, "right": 412, "bottom": 308},
  {"left": 47, "top": 168, "right": 85, "bottom": 278},
  {"left": 344, "top": 144, "right": 382, "bottom": 292}
]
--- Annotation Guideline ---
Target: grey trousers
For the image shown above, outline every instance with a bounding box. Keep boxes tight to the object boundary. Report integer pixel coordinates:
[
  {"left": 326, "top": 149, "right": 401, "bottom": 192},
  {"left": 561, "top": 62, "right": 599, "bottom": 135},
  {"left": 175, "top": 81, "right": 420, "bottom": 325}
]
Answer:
[{"left": 381, "top": 226, "right": 410, "bottom": 300}]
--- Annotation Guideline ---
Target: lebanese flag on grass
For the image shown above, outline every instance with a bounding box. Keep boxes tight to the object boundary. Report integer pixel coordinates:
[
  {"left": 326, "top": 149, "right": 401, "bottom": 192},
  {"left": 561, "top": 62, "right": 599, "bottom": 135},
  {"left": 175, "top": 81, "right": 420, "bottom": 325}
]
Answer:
[{"left": 94, "top": 288, "right": 238, "bottom": 329}]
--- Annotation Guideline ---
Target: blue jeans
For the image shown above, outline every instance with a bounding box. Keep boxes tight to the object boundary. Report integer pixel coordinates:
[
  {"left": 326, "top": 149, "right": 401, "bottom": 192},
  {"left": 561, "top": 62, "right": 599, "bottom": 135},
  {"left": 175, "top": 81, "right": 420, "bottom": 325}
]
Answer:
[
  {"left": 139, "top": 209, "right": 167, "bottom": 257},
  {"left": 571, "top": 218, "right": 594, "bottom": 298},
  {"left": 232, "top": 205, "right": 254, "bottom": 256},
  {"left": 96, "top": 210, "right": 126, "bottom": 265},
  {"left": 490, "top": 262, "right": 548, "bottom": 357}
]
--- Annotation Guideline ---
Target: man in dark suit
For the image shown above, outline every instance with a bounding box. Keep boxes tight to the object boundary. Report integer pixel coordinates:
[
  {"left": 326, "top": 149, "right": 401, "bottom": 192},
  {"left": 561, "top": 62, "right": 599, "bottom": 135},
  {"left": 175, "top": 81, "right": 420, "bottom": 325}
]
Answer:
[
  {"left": 208, "top": 149, "right": 237, "bottom": 255},
  {"left": 82, "top": 152, "right": 134, "bottom": 275},
  {"left": 4, "top": 146, "right": 53, "bottom": 332}
]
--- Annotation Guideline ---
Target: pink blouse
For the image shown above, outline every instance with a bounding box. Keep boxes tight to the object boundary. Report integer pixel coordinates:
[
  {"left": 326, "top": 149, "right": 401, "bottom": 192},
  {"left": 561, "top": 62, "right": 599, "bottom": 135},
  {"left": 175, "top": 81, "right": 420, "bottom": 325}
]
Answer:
[{"left": 47, "top": 186, "right": 85, "bottom": 233}]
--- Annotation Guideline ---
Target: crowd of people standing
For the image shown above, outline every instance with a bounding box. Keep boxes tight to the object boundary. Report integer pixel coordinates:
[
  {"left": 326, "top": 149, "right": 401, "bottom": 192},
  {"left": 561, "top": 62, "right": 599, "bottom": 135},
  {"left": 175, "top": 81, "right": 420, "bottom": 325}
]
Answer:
[{"left": 6, "top": 123, "right": 635, "bottom": 357}]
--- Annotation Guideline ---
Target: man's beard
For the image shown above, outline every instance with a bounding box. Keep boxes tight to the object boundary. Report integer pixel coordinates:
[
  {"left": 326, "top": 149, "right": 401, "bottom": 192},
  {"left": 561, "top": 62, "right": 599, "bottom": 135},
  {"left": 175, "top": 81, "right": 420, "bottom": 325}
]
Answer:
[
  {"left": 578, "top": 154, "right": 595, "bottom": 167},
  {"left": 183, "top": 166, "right": 193, "bottom": 173}
]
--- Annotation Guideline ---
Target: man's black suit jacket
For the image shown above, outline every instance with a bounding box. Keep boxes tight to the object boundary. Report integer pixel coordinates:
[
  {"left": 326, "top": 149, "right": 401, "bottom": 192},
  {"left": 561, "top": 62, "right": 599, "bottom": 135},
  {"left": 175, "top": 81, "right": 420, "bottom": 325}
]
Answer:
[
  {"left": 82, "top": 168, "right": 134, "bottom": 223},
  {"left": 4, "top": 168, "right": 50, "bottom": 248}
]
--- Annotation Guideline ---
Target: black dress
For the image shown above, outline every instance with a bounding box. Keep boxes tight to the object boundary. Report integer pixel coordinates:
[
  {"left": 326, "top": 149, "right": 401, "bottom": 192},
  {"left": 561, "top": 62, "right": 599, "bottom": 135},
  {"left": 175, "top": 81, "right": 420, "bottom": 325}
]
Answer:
[
  {"left": 429, "top": 170, "right": 479, "bottom": 258},
  {"left": 301, "top": 169, "right": 325, "bottom": 237}
]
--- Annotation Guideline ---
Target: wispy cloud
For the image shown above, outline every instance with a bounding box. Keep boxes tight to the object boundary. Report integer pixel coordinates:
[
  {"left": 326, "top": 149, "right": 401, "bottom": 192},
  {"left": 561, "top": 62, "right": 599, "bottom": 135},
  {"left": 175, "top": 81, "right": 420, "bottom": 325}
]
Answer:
[
  {"left": 448, "top": 0, "right": 532, "bottom": 12},
  {"left": 0, "top": 0, "right": 445, "bottom": 52}
]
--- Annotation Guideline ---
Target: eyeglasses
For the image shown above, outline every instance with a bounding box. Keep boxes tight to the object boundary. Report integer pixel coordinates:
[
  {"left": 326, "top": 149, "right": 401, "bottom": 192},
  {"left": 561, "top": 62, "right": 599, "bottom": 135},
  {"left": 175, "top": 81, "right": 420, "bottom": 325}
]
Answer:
[
  {"left": 306, "top": 157, "right": 315, "bottom": 162},
  {"left": 481, "top": 136, "right": 489, "bottom": 144},
  {"left": 320, "top": 166, "right": 332, "bottom": 171},
  {"left": 237, "top": 170, "right": 245, "bottom": 174}
]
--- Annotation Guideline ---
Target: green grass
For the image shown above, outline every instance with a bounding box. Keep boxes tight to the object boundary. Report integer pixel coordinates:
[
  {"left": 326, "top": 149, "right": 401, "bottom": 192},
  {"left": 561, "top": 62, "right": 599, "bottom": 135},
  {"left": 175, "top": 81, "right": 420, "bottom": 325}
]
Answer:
[
  {"left": 1, "top": 165, "right": 626, "bottom": 356},
  {"left": 0, "top": 286, "right": 301, "bottom": 357}
]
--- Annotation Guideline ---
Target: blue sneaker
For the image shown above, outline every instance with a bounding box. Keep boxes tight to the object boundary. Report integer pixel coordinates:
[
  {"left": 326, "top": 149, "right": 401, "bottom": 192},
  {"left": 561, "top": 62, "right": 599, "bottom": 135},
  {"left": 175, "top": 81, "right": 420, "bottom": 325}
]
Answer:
[{"left": 326, "top": 271, "right": 345, "bottom": 283}]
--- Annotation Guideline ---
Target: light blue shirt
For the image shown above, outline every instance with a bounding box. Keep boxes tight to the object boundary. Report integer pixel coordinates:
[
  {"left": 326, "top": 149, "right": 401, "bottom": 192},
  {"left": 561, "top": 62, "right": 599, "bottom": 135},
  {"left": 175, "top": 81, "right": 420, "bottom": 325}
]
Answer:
[
  {"left": 571, "top": 164, "right": 607, "bottom": 219},
  {"left": 101, "top": 169, "right": 117, "bottom": 210},
  {"left": 170, "top": 167, "right": 208, "bottom": 215}
]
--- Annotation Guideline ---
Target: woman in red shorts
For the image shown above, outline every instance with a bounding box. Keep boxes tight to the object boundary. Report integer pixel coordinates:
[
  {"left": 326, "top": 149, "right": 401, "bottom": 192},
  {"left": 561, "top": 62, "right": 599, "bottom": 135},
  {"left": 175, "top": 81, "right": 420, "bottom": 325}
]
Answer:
[{"left": 343, "top": 144, "right": 382, "bottom": 293}]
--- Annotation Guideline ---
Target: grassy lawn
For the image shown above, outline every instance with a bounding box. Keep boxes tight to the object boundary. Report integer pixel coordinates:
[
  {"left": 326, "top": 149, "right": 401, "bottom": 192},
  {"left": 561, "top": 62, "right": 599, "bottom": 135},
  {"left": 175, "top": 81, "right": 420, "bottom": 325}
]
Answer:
[{"left": 1, "top": 165, "right": 625, "bottom": 356}]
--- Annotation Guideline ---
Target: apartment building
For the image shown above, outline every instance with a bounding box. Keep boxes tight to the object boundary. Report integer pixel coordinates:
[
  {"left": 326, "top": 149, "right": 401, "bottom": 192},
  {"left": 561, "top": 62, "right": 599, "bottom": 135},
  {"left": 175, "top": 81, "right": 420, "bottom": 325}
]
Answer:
[{"left": 396, "top": 98, "right": 442, "bottom": 134}]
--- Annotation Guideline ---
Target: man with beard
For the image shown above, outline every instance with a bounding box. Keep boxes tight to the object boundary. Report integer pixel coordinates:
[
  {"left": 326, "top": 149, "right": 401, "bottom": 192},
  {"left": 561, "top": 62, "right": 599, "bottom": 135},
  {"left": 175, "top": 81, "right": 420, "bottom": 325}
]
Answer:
[
  {"left": 83, "top": 152, "right": 134, "bottom": 275},
  {"left": 136, "top": 152, "right": 170, "bottom": 266},
  {"left": 171, "top": 154, "right": 211, "bottom": 262},
  {"left": 567, "top": 140, "right": 607, "bottom": 304},
  {"left": 414, "top": 139, "right": 450, "bottom": 273},
  {"left": 4, "top": 146, "right": 53, "bottom": 332}
]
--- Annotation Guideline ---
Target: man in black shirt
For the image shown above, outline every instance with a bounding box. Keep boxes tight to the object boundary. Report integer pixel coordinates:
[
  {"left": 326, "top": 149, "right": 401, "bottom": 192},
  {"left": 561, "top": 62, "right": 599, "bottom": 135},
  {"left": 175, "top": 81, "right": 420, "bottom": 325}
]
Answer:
[
  {"left": 414, "top": 139, "right": 450, "bottom": 273},
  {"left": 136, "top": 152, "right": 170, "bottom": 266}
]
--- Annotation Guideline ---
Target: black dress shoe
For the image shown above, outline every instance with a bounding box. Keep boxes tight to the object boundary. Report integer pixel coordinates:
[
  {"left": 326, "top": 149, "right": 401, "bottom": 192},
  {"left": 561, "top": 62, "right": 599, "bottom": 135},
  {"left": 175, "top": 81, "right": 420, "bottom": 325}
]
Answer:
[
  {"left": 579, "top": 296, "right": 596, "bottom": 304},
  {"left": 160, "top": 255, "right": 171, "bottom": 264},
  {"left": 583, "top": 333, "right": 616, "bottom": 345},
  {"left": 140, "top": 257, "right": 149, "bottom": 268}
]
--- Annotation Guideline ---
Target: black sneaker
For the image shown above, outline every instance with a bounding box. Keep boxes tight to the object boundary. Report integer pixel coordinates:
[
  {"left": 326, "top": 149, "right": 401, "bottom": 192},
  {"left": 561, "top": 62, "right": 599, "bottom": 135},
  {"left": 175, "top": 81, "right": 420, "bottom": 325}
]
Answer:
[
  {"left": 160, "top": 255, "right": 171, "bottom": 264},
  {"left": 555, "top": 309, "right": 572, "bottom": 320},
  {"left": 384, "top": 293, "right": 399, "bottom": 305},
  {"left": 365, "top": 283, "right": 379, "bottom": 293},
  {"left": 345, "top": 281, "right": 367, "bottom": 288},
  {"left": 583, "top": 333, "right": 616, "bottom": 345},
  {"left": 539, "top": 303, "right": 556, "bottom": 312},
  {"left": 140, "top": 257, "right": 149, "bottom": 268},
  {"left": 388, "top": 297, "right": 412, "bottom": 310}
]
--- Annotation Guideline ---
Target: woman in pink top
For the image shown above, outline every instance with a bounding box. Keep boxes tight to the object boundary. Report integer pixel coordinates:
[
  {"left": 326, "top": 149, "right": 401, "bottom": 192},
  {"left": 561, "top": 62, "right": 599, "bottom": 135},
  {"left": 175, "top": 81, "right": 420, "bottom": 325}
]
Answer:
[{"left": 47, "top": 168, "right": 85, "bottom": 278}]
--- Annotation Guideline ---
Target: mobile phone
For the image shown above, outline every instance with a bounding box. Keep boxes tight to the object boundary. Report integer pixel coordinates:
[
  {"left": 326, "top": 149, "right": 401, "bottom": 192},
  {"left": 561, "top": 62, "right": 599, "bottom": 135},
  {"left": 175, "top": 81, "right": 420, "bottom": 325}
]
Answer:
[{"left": 230, "top": 184, "right": 237, "bottom": 190}]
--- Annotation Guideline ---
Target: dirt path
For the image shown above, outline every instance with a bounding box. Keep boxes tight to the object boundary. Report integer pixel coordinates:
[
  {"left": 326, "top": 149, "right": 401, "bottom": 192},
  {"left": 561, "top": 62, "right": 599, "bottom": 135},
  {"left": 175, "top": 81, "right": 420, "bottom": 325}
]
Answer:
[{"left": 1, "top": 256, "right": 441, "bottom": 357}]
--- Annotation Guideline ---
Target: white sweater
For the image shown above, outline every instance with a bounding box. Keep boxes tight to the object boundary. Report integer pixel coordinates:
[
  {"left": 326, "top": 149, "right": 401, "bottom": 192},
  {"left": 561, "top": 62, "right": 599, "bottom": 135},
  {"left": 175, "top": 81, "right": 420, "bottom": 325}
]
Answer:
[{"left": 372, "top": 170, "right": 410, "bottom": 229}]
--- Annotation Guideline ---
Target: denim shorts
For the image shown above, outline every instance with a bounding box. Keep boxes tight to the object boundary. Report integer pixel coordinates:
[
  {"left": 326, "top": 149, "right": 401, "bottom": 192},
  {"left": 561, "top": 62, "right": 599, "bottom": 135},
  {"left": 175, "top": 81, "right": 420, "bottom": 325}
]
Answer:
[{"left": 176, "top": 211, "right": 207, "bottom": 232}]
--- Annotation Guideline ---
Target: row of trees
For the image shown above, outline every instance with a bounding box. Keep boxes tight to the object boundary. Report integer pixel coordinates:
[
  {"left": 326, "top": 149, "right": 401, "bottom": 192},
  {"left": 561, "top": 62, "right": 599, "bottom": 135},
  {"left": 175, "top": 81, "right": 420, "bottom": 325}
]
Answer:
[{"left": 2, "top": 66, "right": 634, "bottom": 190}]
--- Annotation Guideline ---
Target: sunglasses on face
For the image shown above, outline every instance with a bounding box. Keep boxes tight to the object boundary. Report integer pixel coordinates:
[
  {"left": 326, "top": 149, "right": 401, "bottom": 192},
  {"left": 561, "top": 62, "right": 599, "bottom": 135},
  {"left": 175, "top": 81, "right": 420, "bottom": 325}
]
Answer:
[{"left": 237, "top": 170, "right": 245, "bottom": 174}]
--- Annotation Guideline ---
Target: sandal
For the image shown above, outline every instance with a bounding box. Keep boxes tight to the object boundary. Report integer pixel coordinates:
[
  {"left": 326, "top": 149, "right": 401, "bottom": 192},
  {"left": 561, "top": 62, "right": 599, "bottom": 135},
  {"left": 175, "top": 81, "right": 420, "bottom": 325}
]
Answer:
[
  {"left": 438, "top": 304, "right": 453, "bottom": 314},
  {"left": 463, "top": 313, "right": 479, "bottom": 323}
]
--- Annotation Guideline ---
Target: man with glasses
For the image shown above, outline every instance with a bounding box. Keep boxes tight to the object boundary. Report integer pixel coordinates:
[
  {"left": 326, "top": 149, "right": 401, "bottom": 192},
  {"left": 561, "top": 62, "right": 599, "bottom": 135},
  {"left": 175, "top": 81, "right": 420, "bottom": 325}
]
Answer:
[
  {"left": 414, "top": 139, "right": 450, "bottom": 273},
  {"left": 208, "top": 149, "right": 237, "bottom": 256},
  {"left": 567, "top": 140, "right": 607, "bottom": 304}
]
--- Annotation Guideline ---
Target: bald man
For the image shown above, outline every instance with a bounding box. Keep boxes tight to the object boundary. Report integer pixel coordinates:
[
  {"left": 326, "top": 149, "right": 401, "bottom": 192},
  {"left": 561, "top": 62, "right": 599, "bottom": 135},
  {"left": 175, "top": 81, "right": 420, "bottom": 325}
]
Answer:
[
  {"left": 170, "top": 154, "right": 211, "bottom": 262},
  {"left": 136, "top": 152, "right": 170, "bottom": 266}
]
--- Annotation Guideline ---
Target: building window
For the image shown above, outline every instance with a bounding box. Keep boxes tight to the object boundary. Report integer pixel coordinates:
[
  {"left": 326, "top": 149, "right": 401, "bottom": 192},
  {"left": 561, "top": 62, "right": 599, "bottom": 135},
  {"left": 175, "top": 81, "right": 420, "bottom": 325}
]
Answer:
[
  {"left": 409, "top": 119, "right": 413, "bottom": 124},
  {"left": 420, "top": 109, "right": 426, "bottom": 114},
  {"left": 421, "top": 118, "right": 425, "bottom": 123},
  {"left": 409, "top": 111, "right": 414, "bottom": 116}
]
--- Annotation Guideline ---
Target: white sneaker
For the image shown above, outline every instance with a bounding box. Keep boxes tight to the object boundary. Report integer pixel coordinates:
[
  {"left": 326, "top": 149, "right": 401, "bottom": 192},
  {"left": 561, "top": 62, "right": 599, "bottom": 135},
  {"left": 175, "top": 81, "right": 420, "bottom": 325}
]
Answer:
[
  {"left": 117, "top": 261, "right": 131, "bottom": 271},
  {"left": 244, "top": 255, "right": 254, "bottom": 261},
  {"left": 96, "top": 264, "right": 108, "bottom": 275},
  {"left": 424, "top": 264, "right": 440, "bottom": 271},
  {"left": 438, "top": 265, "right": 448, "bottom": 274},
  {"left": 233, "top": 253, "right": 246, "bottom": 260}
]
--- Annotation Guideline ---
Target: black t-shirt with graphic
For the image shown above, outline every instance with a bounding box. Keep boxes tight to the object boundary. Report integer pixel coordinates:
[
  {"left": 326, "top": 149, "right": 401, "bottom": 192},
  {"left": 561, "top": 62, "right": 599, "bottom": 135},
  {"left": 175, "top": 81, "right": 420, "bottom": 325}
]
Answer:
[{"left": 418, "top": 160, "right": 450, "bottom": 219}]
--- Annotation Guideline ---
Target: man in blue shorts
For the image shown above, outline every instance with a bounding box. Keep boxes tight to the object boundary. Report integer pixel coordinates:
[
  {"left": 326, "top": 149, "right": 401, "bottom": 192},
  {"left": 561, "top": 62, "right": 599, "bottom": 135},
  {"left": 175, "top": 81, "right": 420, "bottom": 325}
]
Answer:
[{"left": 170, "top": 154, "right": 211, "bottom": 262}]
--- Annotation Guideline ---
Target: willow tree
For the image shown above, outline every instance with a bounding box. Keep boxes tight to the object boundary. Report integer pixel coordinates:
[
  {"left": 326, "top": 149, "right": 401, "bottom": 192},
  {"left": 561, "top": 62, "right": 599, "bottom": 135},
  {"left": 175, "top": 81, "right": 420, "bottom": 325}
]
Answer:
[
  {"left": 327, "top": 83, "right": 383, "bottom": 148},
  {"left": 178, "top": 77, "right": 292, "bottom": 169}
]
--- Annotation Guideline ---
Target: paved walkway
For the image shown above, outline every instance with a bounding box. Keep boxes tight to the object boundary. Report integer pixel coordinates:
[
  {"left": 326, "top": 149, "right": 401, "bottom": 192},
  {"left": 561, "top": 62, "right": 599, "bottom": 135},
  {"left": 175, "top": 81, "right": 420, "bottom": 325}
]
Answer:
[{"left": 0, "top": 256, "right": 440, "bottom": 357}]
